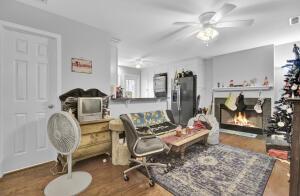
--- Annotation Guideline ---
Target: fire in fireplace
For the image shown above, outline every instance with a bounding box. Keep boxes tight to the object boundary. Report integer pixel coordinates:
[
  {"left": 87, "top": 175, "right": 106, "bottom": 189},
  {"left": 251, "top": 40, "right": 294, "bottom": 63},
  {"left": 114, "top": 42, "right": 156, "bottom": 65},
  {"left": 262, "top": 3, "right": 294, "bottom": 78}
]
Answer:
[
  {"left": 220, "top": 104, "right": 263, "bottom": 134},
  {"left": 229, "top": 112, "right": 257, "bottom": 128},
  {"left": 215, "top": 98, "right": 271, "bottom": 135}
]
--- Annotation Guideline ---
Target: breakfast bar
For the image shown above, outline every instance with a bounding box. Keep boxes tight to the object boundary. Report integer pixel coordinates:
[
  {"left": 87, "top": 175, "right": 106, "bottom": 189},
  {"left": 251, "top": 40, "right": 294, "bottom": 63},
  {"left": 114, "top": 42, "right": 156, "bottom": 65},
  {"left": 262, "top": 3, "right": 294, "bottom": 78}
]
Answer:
[{"left": 110, "top": 97, "right": 168, "bottom": 117}]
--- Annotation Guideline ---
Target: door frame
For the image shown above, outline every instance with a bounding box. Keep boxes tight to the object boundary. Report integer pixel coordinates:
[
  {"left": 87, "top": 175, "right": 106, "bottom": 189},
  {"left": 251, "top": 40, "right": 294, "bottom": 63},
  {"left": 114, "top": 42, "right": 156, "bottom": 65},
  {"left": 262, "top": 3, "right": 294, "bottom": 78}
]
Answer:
[{"left": 0, "top": 20, "right": 62, "bottom": 177}]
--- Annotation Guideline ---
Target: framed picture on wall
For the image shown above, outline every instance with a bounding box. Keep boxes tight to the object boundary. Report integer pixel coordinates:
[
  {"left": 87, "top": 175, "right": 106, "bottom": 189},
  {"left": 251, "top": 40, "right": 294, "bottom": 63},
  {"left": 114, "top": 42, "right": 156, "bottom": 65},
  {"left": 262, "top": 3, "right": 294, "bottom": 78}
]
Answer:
[{"left": 71, "top": 58, "right": 92, "bottom": 74}]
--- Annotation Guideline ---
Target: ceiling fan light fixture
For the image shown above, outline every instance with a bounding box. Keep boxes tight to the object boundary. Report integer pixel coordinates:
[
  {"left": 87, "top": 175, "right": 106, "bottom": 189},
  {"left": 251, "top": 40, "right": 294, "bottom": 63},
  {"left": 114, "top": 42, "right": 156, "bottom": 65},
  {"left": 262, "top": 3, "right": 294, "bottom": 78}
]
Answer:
[{"left": 196, "top": 27, "right": 219, "bottom": 41}]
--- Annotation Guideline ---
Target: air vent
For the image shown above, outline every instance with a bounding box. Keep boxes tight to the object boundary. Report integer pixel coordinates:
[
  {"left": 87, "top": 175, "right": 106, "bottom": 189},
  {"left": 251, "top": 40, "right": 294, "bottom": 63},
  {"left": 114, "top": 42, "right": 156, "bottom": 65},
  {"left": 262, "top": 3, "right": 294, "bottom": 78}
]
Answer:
[{"left": 290, "top": 16, "right": 300, "bottom": 25}]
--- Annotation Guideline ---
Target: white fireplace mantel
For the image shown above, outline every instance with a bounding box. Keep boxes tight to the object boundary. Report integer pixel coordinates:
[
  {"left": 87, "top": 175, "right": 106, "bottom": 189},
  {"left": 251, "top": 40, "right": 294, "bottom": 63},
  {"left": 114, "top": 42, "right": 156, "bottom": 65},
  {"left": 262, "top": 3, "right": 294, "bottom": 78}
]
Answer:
[{"left": 212, "top": 86, "right": 273, "bottom": 92}]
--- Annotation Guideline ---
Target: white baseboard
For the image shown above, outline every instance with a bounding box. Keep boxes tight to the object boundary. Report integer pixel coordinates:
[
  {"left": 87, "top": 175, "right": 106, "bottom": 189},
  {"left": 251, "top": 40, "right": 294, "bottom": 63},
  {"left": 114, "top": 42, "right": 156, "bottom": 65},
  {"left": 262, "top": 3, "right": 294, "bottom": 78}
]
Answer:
[{"left": 3, "top": 158, "right": 56, "bottom": 176}]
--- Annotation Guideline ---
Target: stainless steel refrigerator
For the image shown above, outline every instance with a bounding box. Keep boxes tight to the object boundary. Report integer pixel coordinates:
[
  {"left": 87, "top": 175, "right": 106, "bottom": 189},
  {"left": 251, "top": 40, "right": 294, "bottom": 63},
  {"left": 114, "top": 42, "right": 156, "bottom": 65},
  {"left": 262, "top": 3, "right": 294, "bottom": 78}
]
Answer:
[{"left": 171, "top": 75, "right": 197, "bottom": 125}]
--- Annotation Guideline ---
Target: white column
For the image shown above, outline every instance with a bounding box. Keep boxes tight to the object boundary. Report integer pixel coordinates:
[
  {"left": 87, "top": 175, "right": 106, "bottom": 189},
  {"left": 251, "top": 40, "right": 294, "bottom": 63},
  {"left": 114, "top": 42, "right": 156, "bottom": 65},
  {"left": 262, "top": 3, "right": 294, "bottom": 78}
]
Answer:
[{"left": 110, "top": 38, "right": 120, "bottom": 88}]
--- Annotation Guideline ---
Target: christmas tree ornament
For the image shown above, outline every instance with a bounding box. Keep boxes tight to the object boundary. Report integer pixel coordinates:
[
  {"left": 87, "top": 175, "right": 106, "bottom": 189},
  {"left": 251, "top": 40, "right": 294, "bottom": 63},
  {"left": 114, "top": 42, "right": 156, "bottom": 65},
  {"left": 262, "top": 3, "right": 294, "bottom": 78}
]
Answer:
[
  {"left": 287, "top": 107, "right": 293, "bottom": 114},
  {"left": 291, "top": 83, "right": 298, "bottom": 90}
]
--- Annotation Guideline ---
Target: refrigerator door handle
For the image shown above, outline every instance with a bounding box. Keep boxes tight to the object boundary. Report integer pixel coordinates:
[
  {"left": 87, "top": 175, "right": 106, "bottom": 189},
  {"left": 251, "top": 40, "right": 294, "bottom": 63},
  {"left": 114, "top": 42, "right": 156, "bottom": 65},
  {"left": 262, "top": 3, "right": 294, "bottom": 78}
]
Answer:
[{"left": 177, "top": 85, "right": 181, "bottom": 111}]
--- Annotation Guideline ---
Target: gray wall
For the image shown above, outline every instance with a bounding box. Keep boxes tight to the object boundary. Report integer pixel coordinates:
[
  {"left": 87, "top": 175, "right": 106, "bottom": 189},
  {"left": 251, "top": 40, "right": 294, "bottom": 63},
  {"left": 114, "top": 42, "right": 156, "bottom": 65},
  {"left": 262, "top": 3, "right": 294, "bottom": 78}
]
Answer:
[
  {"left": 0, "top": 0, "right": 111, "bottom": 94},
  {"left": 212, "top": 45, "right": 274, "bottom": 89},
  {"left": 140, "top": 57, "right": 208, "bottom": 107},
  {"left": 211, "top": 45, "right": 275, "bottom": 99}
]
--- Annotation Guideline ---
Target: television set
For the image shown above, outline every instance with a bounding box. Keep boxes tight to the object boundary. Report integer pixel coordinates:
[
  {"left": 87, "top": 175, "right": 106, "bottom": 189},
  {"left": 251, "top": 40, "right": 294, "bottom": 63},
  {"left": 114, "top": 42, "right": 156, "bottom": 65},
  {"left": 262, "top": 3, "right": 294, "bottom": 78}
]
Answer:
[
  {"left": 154, "top": 73, "right": 167, "bottom": 97},
  {"left": 78, "top": 97, "right": 103, "bottom": 124}
]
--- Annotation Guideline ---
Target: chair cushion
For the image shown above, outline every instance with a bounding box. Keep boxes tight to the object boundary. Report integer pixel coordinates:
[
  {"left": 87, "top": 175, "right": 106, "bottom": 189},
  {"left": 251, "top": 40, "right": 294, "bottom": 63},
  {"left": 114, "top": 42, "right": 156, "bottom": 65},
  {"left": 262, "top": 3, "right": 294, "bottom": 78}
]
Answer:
[{"left": 135, "top": 137, "right": 165, "bottom": 155}]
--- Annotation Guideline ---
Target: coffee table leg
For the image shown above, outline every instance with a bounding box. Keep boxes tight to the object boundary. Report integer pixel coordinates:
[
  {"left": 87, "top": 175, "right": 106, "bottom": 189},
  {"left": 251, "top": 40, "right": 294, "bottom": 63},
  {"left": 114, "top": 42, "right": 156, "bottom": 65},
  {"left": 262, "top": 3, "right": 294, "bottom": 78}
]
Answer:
[{"left": 180, "top": 146, "right": 186, "bottom": 159}]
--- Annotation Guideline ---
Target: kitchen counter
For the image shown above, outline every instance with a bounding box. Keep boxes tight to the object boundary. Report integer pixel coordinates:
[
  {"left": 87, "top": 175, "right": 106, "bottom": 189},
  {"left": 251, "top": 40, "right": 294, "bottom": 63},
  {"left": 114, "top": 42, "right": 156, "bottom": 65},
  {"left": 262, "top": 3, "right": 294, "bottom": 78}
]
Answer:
[
  {"left": 111, "top": 97, "right": 167, "bottom": 103},
  {"left": 110, "top": 97, "right": 168, "bottom": 117}
]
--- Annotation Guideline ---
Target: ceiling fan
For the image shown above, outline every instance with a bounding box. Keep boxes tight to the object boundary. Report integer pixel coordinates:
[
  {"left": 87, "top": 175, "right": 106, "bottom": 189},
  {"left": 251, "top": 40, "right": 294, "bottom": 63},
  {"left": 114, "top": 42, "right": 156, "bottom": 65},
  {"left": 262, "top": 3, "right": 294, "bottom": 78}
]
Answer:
[
  {"left": 128, "top": 58, "right": 156, "bottom": 69},
  {"left": 173, "top": 3, "right": 254, "bottom": 42}
]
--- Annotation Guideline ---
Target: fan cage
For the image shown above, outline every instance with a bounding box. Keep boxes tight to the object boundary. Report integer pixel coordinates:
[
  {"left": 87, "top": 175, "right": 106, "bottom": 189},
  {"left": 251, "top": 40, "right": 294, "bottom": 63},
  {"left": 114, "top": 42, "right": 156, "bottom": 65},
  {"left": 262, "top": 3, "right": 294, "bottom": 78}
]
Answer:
[{"left": 47, "top": 111, "right": 81, "bottom": 155}]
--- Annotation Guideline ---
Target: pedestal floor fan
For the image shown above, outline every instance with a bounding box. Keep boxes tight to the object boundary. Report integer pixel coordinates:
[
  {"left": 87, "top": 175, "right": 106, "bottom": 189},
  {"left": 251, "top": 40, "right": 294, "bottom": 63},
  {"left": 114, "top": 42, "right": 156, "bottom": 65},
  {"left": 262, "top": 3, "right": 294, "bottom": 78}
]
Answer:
[{"left": 44, "top": 111, "right": 92, "bottom": 196}]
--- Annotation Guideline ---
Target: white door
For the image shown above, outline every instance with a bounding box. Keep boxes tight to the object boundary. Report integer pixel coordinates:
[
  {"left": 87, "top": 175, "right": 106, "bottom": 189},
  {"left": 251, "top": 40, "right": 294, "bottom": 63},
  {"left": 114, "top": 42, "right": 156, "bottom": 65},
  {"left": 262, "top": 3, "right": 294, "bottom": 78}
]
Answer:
[{"left": 1, "top": 27, "right": 57, "bottom": 173}]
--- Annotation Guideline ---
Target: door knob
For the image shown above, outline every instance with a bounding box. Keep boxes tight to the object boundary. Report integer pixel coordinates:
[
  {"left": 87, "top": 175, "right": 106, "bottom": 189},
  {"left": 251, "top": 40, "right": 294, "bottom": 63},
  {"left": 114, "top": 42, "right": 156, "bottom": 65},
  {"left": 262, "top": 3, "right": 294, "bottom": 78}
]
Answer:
[{"left": 48, "top": 104, "right": 54, "bottom": 109}]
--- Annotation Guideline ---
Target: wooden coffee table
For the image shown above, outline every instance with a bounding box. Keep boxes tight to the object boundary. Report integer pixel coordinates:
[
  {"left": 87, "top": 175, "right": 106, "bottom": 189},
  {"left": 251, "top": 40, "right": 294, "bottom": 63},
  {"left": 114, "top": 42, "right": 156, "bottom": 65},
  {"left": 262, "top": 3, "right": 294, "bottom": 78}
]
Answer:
[{"left": 160, "top": 129, "right": 210, "bottom": 159}]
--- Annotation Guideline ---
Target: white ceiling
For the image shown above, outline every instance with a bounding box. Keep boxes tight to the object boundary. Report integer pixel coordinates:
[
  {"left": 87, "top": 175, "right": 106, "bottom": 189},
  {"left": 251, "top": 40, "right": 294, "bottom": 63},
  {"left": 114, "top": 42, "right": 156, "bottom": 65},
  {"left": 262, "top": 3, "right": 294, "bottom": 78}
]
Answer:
[{"left": 18, "top": 0, "right": 300, "bottom": 67}]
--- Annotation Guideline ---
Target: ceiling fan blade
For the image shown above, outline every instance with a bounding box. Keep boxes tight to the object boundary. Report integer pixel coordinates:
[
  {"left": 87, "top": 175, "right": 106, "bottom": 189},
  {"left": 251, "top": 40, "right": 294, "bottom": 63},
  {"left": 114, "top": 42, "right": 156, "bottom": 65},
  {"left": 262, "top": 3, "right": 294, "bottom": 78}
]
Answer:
[
  {"left": 210, "top": 3, "right": 237, "bottom": 23},
  {"left": 171, "top": 25, "right": 201, "bottom": 41},
  {"left": 173, "top": 22, "right": 202, "bottom": 26},
  {"left": 141, "top": 59, "right": 154, "bottom": 63},
  {"left": 215, "top": 19, "right": 254, "bottom": 28},
  {"left": 181, "top": 29, "right": 201, "bottom": 40},
  {"left": 156, "top": 26, "right": 192, "bottom": 42}
]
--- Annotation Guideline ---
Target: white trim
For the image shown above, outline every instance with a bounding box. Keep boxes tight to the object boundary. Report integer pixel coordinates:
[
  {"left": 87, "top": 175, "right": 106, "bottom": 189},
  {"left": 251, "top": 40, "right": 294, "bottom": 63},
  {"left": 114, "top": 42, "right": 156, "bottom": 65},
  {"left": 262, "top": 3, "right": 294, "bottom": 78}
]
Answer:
[
  {"left": 0, "top": 24, "right": 4, "bottom": 178},
  {"left": 3, "top": 159, "right": 54, "bottom": 176},
  {"left": 212, "top": 86, "right": 273, "bottom": 92},
  {"left": 0, "top": 20, "right": 62, "bottom": 177},
  {"left": 0, "top": 20, "right": 60, "bottom": 40}
]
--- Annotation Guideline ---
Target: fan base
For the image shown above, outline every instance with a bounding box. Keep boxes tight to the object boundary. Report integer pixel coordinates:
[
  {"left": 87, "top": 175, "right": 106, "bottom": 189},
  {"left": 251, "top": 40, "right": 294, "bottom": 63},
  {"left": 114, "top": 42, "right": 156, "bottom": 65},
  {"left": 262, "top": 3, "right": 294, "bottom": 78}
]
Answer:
[{"left": 44, "top": 171, "right": 92, "bottom": 196}]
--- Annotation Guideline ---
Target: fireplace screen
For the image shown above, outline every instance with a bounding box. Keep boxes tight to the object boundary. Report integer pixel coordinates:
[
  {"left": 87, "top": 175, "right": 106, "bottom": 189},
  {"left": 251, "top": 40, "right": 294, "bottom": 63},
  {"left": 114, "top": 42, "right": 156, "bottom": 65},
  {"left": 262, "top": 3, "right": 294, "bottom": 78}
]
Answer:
[{"left": 220, "top": 104, "right": 263, "bottom": 134}]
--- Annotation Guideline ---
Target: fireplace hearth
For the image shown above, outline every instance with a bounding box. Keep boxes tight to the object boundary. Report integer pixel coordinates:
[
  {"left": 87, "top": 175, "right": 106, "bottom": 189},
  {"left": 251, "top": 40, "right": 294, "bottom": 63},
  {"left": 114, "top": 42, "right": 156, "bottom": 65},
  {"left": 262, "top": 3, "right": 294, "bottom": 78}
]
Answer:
[{"left": 215, "top": 98, "right": 272, "bottom": 135}]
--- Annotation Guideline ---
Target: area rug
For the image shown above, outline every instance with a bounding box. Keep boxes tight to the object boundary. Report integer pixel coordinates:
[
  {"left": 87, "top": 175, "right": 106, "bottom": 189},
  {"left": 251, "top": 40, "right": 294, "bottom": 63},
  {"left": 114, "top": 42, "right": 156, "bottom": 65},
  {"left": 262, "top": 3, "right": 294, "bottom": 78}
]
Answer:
[{"left": 149, "top": 144, "right": 275, "bottom": 196}]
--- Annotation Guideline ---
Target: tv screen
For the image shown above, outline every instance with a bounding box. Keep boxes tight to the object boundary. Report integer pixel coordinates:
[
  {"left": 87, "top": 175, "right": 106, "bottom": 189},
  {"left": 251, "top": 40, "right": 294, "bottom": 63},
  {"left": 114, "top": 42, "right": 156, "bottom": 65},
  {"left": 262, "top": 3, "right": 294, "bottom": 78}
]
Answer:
[
  {"left": 82, "top": 99, "right": 102, "bottom": 114},
  {"left": 154, "top": 76, "right": 167, "bottom": 93}
]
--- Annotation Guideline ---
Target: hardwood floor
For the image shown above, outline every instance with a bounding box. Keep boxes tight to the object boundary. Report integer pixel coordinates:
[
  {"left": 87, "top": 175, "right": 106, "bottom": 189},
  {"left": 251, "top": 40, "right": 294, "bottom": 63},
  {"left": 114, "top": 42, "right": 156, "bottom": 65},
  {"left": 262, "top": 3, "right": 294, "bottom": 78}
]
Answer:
[{"left": 0, "top": 133, "right": 289, "bottom": 196}]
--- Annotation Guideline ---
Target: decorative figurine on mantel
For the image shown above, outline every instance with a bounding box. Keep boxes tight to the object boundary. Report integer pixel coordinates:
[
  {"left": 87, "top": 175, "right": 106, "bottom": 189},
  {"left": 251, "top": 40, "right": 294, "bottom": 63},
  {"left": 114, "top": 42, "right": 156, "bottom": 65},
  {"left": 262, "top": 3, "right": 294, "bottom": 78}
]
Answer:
[
  {"left": 250, "top": 78, "right": 257, "bottom": 87},
  {"left": 243, "top": 80, "right": 250, "bottom": 87},
  {"left": 229, "top": 80, "right": 234, "bottom": 87},
  {"left": 263, "top": 76, "right": 269, "bottom": 86}
]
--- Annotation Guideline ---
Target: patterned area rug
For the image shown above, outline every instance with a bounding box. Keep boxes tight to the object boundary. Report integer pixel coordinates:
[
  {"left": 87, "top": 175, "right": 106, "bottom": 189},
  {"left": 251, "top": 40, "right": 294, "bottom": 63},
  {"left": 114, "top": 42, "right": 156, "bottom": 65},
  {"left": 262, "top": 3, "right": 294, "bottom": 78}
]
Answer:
[{"left": 149, "top": 144, "right": 275, "bottom": 196}]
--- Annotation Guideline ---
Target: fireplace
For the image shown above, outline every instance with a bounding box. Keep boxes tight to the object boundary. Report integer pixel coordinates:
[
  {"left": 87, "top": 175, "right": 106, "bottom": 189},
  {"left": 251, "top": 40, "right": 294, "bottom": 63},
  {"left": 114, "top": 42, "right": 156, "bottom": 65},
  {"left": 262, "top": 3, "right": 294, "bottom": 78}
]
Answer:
[
  {"left": 220, "top": 104, "right": 263, "bottom": 134},
  {"left": 215, "top": 98, "right": 272, "bottom": 135}
]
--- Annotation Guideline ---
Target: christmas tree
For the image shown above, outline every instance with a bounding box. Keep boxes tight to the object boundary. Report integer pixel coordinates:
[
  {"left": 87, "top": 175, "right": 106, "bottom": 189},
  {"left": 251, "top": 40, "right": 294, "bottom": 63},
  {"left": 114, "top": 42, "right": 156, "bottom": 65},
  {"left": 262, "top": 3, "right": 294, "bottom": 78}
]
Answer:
[{"left": 266, "top": 44, "right": 300, "bottom": 143}]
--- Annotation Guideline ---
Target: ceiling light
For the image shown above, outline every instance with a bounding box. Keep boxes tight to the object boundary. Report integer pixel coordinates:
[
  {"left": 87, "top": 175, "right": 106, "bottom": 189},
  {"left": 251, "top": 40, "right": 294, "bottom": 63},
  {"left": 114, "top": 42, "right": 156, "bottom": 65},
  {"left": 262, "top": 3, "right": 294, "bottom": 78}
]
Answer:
[
  {"left": 135, "top": 64, "right": 141, "bottom": 69},
  {"left": 196, "top": 27, "right": 219, "bottom": 42}
]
